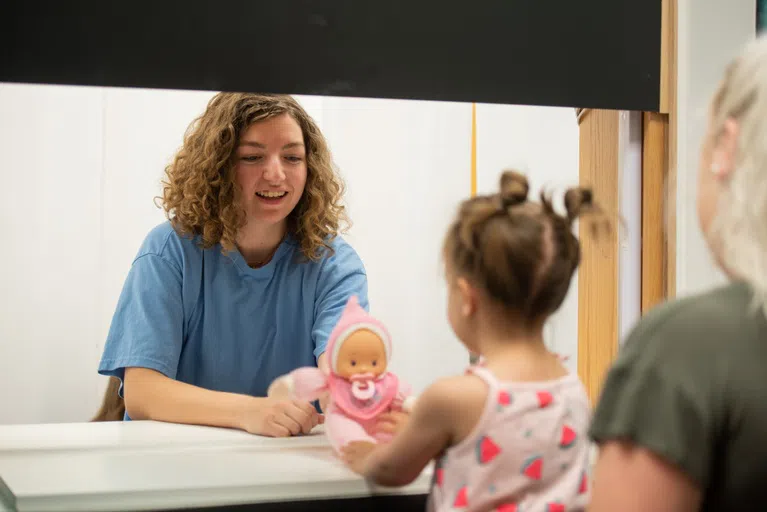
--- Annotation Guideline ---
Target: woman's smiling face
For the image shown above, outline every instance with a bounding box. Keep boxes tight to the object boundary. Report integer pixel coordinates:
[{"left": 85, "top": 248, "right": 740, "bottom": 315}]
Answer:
[{"left": 234, "top": 113, "right": 308, "bottom": 227}]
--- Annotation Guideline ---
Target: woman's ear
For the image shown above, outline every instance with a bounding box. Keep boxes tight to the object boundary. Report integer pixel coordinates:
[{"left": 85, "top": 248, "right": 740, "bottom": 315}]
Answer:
[
  {"left": 456, "top": 277, "right": 477, "bottom": 318},
  {"left": 711, "top": 118, "right": 739, "bottom": 180}
]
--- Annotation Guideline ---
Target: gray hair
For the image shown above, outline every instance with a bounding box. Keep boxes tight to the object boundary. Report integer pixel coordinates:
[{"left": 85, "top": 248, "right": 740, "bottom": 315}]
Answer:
[{"left": 710, "top": 35, "right": 767, "bottom": 316}]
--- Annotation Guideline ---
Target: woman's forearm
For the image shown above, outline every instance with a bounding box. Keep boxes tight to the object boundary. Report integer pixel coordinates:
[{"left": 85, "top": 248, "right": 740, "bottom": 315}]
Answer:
[{"left": 123, "top": 367, "right": 257, "bottom": 430}]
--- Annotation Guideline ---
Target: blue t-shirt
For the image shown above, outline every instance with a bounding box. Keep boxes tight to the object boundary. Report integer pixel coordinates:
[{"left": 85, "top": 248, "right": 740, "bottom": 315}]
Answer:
[{"left": 98, "top": 222, "right": 368, "bottom": 418}]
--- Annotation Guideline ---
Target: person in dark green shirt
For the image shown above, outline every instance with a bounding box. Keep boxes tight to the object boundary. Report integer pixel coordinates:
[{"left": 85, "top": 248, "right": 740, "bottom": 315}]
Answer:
[{"left": 589, "top": 36, "right": 767, "bottom": 511}]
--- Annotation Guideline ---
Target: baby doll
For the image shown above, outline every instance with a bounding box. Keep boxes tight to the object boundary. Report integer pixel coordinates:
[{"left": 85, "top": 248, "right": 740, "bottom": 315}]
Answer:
[{"left": 267, "top": 295, "right": 414, "bottom": 454}]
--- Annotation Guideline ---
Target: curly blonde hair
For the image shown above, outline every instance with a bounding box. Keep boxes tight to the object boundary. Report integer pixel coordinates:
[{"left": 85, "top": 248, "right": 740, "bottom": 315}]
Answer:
[{"left": 160, "top": 92, "right": 348, "bottom": 261}]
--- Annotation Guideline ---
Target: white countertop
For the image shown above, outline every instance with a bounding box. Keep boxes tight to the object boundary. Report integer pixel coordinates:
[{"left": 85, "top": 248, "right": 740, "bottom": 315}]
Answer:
[{"left": 0, "top": 421, "right": 431, "bottom": 512}]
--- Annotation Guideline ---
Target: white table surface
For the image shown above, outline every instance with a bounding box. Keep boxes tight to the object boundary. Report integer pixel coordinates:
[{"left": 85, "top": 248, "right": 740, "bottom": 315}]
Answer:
[{"left": 0, "top": 421, "right": 431, "bottom": 512}]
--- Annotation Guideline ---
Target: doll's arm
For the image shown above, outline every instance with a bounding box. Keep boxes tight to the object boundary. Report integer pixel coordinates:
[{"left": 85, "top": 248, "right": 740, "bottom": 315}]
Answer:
[{"left": 268, "top": 367, "right": 328, "bottom": 403}]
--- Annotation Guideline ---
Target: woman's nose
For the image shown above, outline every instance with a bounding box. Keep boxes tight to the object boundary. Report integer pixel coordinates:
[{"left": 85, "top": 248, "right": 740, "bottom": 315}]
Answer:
[{"left": 262, "top": 156, "right": 286, "bottom": 182}]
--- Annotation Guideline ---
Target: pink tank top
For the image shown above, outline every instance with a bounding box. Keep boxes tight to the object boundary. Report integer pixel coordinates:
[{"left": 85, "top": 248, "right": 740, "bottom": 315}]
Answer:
[{"left": 427, "top": 365, "right": 592, "bottom": 512}]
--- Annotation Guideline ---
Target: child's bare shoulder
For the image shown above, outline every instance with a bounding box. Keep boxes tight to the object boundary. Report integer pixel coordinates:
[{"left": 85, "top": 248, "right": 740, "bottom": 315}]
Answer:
[
  {"left": 415, "top": 374, "right": 489, "bottom": 444},
  {"left": 418, "top": 374, "right": 489, "bottom": 413}
]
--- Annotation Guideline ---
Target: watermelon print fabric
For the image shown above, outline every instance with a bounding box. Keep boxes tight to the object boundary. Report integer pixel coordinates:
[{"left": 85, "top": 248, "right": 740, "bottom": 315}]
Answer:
[{"left": 426, "top": 366, "right": 592, "bottom": 512}]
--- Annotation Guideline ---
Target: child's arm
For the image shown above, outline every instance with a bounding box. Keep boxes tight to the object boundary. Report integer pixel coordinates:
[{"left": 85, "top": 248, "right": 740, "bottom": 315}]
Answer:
[{"left": 344, "top": 377, "right": 463, "bottom": 486}]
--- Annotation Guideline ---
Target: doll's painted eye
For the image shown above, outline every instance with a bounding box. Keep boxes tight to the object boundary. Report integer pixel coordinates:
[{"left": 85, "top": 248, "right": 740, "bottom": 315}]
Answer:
[
  {"left": 350, "top": 360, "right": 356, "bottom": 366},
  {"left": 372, "top": 360, "right": 377, "bottom": 366}
]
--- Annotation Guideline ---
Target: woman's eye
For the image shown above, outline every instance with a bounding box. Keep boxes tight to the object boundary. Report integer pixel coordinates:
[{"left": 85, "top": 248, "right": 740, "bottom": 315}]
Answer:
[
  {"left": 285, "top": 155, "right": 303, "bottom": 163},
  {"left": 241, "top": 155, "right": 262, "bottom": 162}
]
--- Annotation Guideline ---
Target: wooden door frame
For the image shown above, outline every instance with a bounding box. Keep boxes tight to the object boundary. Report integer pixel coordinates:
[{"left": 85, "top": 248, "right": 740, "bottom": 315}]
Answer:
[
  {"left": 576, "top": 109, "right": 621, "bottom": 405},
  {"left": 577, "top": 0, "right": 677, "bottom": 403},
  {"left": 643, "top": 0, "right": 677, "bottom": 310}
]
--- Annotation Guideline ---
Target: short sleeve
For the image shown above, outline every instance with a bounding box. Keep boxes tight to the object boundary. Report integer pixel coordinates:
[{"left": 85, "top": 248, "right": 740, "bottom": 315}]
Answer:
[
  {"left": 312, "top": 244, "right": 368, "bottom": 360},
  {"left": 98, "top": 253, "right": 184, "bottom": 387},
  {"left": 589, "top": 308, "right": 723, "bottom": 489}
]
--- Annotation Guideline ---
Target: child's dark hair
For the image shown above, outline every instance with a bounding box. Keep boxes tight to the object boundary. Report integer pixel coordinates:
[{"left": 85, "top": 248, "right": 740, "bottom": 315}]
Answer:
[{"left": 443, "top": 170, "right": 598, "bottom": 323}]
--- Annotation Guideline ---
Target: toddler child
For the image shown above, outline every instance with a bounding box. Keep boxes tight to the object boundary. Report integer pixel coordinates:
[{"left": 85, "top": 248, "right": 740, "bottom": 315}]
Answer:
[{"left": 342, "top": 170, "right": 598, "bottom": 512}]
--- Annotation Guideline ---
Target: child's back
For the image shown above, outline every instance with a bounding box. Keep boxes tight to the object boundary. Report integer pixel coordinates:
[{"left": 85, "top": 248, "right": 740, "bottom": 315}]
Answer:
[{"left": 428, "top": 365, "right": 590, "bottom": 511}]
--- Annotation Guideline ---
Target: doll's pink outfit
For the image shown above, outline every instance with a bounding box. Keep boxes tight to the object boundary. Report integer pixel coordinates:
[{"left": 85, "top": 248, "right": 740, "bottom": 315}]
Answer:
[{"left": 280, "top": 296, "right": 412, "bottom": 453}]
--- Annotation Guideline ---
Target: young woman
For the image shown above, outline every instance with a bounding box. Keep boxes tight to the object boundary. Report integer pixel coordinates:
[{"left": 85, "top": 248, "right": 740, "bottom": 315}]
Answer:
[{"left": 98, "top": 93, "right": 368, "bottom": 437}]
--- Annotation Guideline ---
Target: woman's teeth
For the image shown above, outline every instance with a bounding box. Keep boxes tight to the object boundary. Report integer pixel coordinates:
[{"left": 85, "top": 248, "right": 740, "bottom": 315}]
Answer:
[{"left": 257, "top": 191, "right": 287, "bottom": 198}]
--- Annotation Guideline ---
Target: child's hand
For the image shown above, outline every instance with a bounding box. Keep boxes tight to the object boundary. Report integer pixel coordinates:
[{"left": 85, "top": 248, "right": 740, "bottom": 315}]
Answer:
[
  {"left": 341, "top": 441, "right": 378, "bottom": 475},
  {"left": 375, "top": 410, "right": 410, "bottom": 436}
]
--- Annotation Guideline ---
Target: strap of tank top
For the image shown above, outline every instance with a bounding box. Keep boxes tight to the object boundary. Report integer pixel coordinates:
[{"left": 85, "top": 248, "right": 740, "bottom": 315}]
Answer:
[{"left": 466, "top": 364, "right": 500, "bottom": 394}]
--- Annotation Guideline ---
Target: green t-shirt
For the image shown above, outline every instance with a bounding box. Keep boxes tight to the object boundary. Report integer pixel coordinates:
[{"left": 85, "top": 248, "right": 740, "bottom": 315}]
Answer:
[{"left": 590, "top": 281, "right": 767, "bottom": 510}]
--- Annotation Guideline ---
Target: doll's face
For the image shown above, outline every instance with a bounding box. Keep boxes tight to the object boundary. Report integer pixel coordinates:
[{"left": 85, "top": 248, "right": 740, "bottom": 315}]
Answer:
[{"left": 335, "top": 329, "right": 388, "bottom": 379}]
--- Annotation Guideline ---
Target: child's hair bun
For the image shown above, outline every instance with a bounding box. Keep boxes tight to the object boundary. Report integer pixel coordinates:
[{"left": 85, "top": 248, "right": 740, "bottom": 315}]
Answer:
[
  {"left": 564, "top": 187, "right": 595, "bottom": 224},
  {"left": 499, "top": 170, "right": 529, "bottom": 209}
]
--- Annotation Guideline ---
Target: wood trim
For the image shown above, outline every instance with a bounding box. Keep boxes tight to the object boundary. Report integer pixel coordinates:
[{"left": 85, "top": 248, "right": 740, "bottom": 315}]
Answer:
[
  {"left": 469, "top": 103, "right": 479, "bottom": 365},
  {"left": 666, "top": 126, "right": 677, "bottom": 299},
  {"left": 641, "top": 112, "right": 668, "bottom": 313},
  {"left": 471, "top": 102, "right": 477, "bottom": 197},
  {"left": 577, "top": 109, "right": 621, "bottom": 406},
  {"left": 577, "top": 0, "right": 676, "bottom": 404},
  {"left": 642, "top": 0, "right": 677, "bottom": 313},
  {"left": 661, "top": 0, "right": 677, "bottom": 298},
  {"left": 659, "top": 0, "right": 677, "bottom": 115}
]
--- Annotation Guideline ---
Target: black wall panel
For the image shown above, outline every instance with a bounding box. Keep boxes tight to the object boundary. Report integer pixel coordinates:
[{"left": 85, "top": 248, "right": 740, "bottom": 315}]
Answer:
[{"left": 0, "top": 0, "right": 663, "bottom": 110}]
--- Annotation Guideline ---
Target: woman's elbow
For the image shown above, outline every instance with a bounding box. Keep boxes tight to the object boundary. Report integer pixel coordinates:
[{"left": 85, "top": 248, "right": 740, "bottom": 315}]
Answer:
[
  {"left": 122, "top": 368, "right": 155, "bottom": 420},
  {"left": 123, "top": 395, "right": 149, "bottom": 420}
]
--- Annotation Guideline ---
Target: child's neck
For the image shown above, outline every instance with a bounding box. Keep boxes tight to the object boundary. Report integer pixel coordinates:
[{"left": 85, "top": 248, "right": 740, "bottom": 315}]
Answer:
[
  {"left": 473, "top": 325, "right": 567, "bottom": 382},
  {"left": 473, "top": 314, "right": 546, "bottom": 352},
  {"left": 478, "top": 334, "right": 547, "bottom": 363}
]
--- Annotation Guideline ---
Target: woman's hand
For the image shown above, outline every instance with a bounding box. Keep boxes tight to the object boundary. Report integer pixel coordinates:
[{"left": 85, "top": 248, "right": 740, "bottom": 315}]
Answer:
[
  {"left": 376, "top": 410, "right": 410, "bottom": 436},
  {"left": 240, "top": 397, "right": 323, "bottom": 437},
  {"left": 342, "top": 441, "right": 379, "bottom": 476}
]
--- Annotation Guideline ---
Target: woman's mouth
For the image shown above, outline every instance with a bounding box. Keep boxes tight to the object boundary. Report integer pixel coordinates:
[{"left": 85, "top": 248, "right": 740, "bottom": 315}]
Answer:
[{"left": 256, "top": 191, "right": 287, "bottom": 204}]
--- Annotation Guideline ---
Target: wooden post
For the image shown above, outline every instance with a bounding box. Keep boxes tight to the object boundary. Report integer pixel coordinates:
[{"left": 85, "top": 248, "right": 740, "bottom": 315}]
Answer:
[
  {"left": 577, "top": 109, "right": 621, "bottom": 406},
  {"left": 641, "top": 112, "right": 669, "bottom": 312}
]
